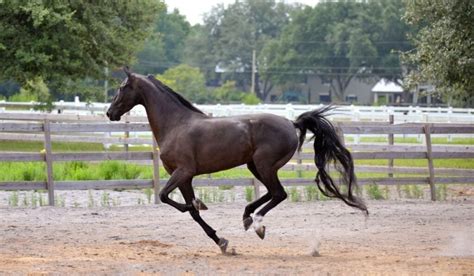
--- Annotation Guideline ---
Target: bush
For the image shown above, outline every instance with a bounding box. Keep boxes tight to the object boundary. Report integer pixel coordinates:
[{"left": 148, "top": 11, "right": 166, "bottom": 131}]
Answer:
[{"left": 366, "top": 184, "right": 385, "bottom": 200}]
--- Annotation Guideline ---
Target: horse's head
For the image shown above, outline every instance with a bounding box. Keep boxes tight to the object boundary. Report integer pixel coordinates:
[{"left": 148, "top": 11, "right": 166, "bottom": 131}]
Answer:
[{"left": 106, "top": 67, "right": 142, "bottom": 121}]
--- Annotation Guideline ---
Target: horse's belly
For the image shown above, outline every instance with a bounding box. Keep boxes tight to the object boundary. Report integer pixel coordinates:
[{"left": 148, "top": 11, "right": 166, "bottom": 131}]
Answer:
[
  {"left": 196, "top": 129, "right": 253, "bottom": 173},
  {"left": 195, "top": 142, "right": 253, "bottom": 174}
]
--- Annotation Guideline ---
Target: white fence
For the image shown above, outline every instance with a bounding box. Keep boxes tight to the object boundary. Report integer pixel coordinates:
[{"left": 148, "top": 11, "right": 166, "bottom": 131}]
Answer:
[
  {"left": 0, "top": 100, "right": 473, "bottom": 124},
  {"left": 1, "top": 114, "right": 473, "bottom": 204}
]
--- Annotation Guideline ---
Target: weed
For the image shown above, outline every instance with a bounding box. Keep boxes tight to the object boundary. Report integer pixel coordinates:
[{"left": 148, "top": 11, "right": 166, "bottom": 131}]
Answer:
[
  {"left": 411, "top": 185, "right": 424, "bottom": 199},
  {"left": 383, "top": 186, "right": 390, "bottom": 200},
  {"left": 436, "top": 184, "right": 448, "bottom": 200},
  {"left": 39, "top": 192, "right": 45, "bottom": 206},
  {"left": 73, "top": 201, "right": 80, "bottom": 208},
  {"left": 244, "top": 186, "right": 254, "bottom": 202},
  {"left": 402, "top": 185, "right": 412, "bottom": 198},
  {"left": 8, "top": 192, "right": 19, "bottom": 207},
  {"left": 144, "top": 188, "right": 153, "bottom": 204},
  {"left": 366, "top": 184, "right": 385, "bottom": 200},
  {"left": 112, "top": 197, "right": 121, "bottom": 207},
  {"left": 210, "top": 188, "right": 225, "bottom": 203},
  {"left": 88, "top": 190, "right": 95, "bottom": 207},
  {"left": 402, "top": 185, "right": 424, "bottom": 199},
  {"left": 21, "top": 193, "right": 28, "bottom": 207},
  {"left": 288, "top": 187, "right": 300, "bottom": 202},
  {"left": 304, "top": 185, "right": 319, "bottom": 201},
  {"left": 31, "top": 192, "right": 38, "bottom": 207},
  {"left": 101, "top": 192, "right": 110, "bottom": 207},
  {"left": 55, "top": 194, "right": 65, "bottom": 207}
]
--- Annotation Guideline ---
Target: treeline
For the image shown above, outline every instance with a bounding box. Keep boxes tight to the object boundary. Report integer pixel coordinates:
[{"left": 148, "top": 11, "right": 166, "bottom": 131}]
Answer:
[{"left": 0, "top": 0, "right": 472, "bottom": 106}]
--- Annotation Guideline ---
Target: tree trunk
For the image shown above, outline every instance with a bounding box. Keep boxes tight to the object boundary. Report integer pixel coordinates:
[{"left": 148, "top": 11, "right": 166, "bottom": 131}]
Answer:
[{"left": 331, "top": 74, "right": 354, "bottom": 102}]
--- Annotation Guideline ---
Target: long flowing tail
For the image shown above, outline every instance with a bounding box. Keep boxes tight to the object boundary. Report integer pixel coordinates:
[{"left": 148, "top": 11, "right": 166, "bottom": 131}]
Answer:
[{"left": 293, "top": 106, "right": 368, "bottom": 214}]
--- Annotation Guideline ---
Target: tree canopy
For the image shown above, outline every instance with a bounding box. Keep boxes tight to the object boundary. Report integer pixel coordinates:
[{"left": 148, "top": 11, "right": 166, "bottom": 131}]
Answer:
[
  {"left": 184, "top": 0, "right": 294, "bottom": 100},
  {"left": 157, "top": 64, "right": 208, "bottom": 103},
  {"left": 1, "top": 0, "right": 470, "bottom": 107},
  {"left": 0, "top": 1, "right": 163, "bottom": 90},
  {"left": 135, "top": 7, "right": 191, "bottom": 74},
  {"left": 403, "top": 0, "right": 473, "bottom": 107},
  {"left": 260, "top": 0, "right": 413, "bottom": 102}
]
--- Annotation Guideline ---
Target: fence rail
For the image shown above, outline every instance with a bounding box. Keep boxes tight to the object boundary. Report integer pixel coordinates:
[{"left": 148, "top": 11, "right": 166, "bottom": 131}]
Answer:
[
  {"left": 1, "top": 100, "right": 473, "bottom": 123},
  {"left": 0, "top": 113, "right": 473, "bottom": 205}
]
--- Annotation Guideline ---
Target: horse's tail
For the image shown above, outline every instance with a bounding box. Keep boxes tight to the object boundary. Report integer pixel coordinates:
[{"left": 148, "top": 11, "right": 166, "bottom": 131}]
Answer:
[{"left": 293, "top": 106, "right": 368, "bottom": 214}]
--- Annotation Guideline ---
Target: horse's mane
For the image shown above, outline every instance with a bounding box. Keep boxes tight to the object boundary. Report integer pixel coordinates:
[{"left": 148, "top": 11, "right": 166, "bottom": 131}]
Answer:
[{"left": 146, "top": 75, "right": 205, "bottom": 115}]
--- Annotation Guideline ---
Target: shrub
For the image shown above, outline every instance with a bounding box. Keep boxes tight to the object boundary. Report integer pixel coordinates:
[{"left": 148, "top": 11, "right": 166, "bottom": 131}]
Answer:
[{"left": 366, "top": 184, "right": 385, "bottom": 200}]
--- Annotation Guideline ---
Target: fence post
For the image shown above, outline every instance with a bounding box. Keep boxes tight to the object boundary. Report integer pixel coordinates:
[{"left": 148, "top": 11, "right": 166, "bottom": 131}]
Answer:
[
  {"left": 387, "top": 114, "right": 400, "bottom": 197},
  {"left": 43, "top": 119, "right": 55, "bottom": 206},
  {"left": 335, "top": 123, "right": 346, "bottom": 146},
  {"left": 388, "top": 114, "right": 394, "bottom": 178},
  {"left": 424, "top": 124, "right": 436, "bottom": 201},
  {"left": 152, "top": 137, "right": 161, "bottom": 204},
  {"left": 124, "top": 111, "right": 130, "bottom": 152},
  {"left": 296, "top": 150, "right": 302, "bottom": 178}
]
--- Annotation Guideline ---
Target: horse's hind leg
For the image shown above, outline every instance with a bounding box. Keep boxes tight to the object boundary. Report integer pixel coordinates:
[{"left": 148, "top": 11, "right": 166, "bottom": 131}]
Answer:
[
  {"left": 252, "top": 170, "right": 287, "bottom": 239},
  {"left": 178, "top": 184, "right": 228, "bottom": 254},
  {"left": 242, "top": 161, "right": 272, "bottom": 230}
]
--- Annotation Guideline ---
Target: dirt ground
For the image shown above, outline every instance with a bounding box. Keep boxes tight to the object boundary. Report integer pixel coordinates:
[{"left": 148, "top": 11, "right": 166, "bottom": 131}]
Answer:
[{"left": 0, "top": 199, "right": 473, "bottom": 275}]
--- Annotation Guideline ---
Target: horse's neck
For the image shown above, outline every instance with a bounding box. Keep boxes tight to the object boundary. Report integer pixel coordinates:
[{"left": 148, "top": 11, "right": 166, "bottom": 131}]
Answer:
[{"left": 140, "top": 84, "right": 201, "bottom": 144}]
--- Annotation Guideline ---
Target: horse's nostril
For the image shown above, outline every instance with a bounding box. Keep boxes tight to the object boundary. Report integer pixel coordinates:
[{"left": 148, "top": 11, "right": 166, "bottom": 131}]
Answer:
[{"left": 106, "top": 111, "right": 110, "bottom": 118}]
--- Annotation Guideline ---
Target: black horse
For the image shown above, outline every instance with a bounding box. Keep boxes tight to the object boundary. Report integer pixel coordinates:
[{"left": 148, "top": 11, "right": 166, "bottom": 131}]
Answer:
[{"left": 106, "top": 67, "right": 367, "bottom": 253}]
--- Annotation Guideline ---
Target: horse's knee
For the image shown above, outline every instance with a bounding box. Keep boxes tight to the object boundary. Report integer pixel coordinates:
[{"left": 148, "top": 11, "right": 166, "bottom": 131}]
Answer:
[
  {"left": 273, "top": 190, "right": 287, "bottom": 202},
  {"left": 159, "top": 191, "right": 168, "bottom": 203}
]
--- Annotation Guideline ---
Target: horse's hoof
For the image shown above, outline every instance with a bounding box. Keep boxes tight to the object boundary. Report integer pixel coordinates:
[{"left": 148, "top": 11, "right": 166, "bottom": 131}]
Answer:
[
  {"left": 243, "top": 217, "right": 253, "bottom": 231},
  {"left": 192, "top": 198, "right": 208, "bottom": 210},
  {"left": 255, "top": 225, "right": 266, "bottom": 240},
  {"left": 218, "top": 238, "right": 229, "bottom": 254}
]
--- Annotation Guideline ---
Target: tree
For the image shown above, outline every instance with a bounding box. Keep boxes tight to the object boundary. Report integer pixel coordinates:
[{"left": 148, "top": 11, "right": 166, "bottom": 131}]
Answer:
[
  {"left": 402, "top": 0, "right": 473, "bottom": 107},
  {"left": 157, "top": 64, "right": 208, "bottom": 103},
  {"left": 184, "top": 0, "right": 294, "bottom": 100},
  {"left": 0, "top": 1, "right": 163, "bottom": 94},
  {"left": 9, "top": 77, "right": 49, "bottom": 102},
  {"left": 261, "top": 1, "right": 413, "bottom": 102},
  {"left": 135, "top": 7, "right": 191, "bottom": 74}
]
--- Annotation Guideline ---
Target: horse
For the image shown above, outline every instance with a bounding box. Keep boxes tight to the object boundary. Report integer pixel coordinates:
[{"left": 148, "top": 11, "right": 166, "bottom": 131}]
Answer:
[{"left": 106, "top": 67, "right": 367, "bottom": 254}]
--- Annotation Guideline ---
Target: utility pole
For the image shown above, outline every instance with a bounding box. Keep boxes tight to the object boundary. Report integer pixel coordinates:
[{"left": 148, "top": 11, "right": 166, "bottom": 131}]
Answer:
[
  {"left": 250, "top": 49, "right": 256, "bottom": 95},
  {"left": 104, "top": 67, "right": 109, "bottom": 103}
]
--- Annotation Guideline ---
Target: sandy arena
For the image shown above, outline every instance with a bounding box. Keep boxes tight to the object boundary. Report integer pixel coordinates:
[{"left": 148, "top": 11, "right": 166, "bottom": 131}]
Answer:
[{"left": 0, "top": 199, "right": 473, "bottom": 275}]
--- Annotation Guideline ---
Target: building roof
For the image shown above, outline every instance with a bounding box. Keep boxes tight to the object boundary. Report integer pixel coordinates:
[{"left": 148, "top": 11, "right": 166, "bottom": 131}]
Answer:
[{"left": 371, "top": 79, "right": 404, "bottom": 93}]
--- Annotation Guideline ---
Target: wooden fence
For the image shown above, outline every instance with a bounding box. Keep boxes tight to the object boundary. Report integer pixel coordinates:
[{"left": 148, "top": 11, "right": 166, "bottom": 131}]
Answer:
[{"left": 0, "top": 113, "right": 473, "bottom": 205}]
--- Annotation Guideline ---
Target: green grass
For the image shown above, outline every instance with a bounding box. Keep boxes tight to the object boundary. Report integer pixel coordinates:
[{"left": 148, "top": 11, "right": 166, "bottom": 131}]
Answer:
[
  {"left": 0, "top": 140, "right": 153, "bottom": 152},
  {"left": 1, "top": 136, "right": 472, "bottom": 153},
  {"left": 0, "top": 159, "right": 471, "bottom": 183},
  {"left": 0, "top": 161, "right": 158, "bottom": 181},
  {"left": 0, "top": 139, "right": 472, "bottom": 184}
]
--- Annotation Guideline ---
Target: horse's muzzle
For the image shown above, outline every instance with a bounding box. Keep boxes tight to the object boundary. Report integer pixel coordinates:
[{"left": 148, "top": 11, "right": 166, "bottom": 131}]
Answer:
[{"left": 106, "top": 110, "right": 120, "bottom": 121}]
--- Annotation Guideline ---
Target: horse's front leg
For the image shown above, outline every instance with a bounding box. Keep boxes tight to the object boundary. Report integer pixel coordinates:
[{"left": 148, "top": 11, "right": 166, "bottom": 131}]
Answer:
[{"left": 178, "top": 185, "right": 229, "bottom": 254}]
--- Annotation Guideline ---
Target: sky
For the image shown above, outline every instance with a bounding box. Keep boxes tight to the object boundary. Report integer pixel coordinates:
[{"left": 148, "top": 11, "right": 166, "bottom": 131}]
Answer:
[{"left": 166, "top": 0, "right": 321, "bottom": 25}]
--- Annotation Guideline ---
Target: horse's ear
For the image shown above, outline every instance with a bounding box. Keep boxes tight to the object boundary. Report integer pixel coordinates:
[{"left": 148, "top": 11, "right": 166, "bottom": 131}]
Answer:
[{"left": 123, "top": 66, "right": 132, "bottom": 78}]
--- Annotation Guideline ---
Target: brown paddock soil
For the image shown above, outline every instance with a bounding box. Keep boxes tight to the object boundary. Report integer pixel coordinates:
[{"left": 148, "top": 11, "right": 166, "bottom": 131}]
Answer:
[{"left": 0, "top": 200, "right": 473, "bottom": 275}]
